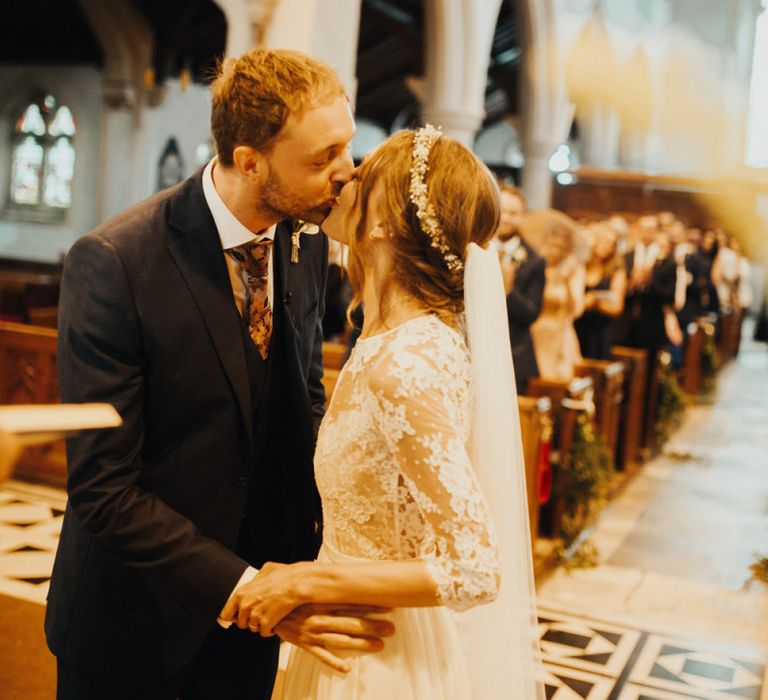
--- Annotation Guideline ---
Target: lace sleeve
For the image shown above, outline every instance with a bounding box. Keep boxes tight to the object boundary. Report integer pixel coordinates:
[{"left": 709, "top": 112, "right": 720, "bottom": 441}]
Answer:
[{"left": 369, "top": 340, "right": 501, "bottom": 611}]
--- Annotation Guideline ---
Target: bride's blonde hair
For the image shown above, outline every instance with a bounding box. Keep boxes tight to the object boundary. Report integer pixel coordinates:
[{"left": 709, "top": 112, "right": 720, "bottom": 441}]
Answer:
[{"left": 346, "top": 129, "right": 500, "bottom": 327}]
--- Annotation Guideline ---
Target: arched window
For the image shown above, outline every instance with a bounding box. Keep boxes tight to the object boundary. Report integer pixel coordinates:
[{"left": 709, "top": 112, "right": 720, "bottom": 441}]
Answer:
[
  {"left": 746, "top": 2, "right": 768, "bottom": 167},
  {"left": 7, "top": 92, "right": 76, "bottom": 219},
  {"left": 157, "top": 137, "right": 184, "bottom": 192}
]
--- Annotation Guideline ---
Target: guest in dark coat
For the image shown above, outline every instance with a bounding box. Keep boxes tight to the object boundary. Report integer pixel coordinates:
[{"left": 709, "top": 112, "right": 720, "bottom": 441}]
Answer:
[
  {"left": 494, "top": 184, "right": 545, "bottom": 394},
  {"left": 575, "top": 222, "right": 627, "bottom": 360}
]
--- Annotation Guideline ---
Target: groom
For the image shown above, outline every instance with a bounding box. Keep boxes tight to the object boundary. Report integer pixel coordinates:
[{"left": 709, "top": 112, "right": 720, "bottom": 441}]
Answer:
[{"left": 46, "top": 49, "right": 393, "bottom": 700}]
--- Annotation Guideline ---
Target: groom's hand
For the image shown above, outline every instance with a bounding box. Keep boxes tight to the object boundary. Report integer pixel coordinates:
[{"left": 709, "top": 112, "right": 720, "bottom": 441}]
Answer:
[{"left": 275, "top": 603, "right": 395, "bottom": 673}]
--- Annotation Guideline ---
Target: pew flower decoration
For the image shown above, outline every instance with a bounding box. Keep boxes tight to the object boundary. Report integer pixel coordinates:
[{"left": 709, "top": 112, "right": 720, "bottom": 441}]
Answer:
[{"left": 291, "top": 220, "right": 320, "bottom": 264}]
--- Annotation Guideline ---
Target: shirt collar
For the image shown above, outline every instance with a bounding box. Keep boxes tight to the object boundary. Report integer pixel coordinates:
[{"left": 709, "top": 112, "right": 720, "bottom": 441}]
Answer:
[
  {"left": 496, "top": 235, "right": 521, "bottom": 256},
  {"left": 202, "top": 157, "right": 276, "bottom": 250}
]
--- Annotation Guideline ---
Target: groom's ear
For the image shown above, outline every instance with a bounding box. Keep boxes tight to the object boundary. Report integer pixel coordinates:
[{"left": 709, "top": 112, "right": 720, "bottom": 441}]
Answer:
[{"left": 232, "top": 146, "right": 267, "bottom": 182}]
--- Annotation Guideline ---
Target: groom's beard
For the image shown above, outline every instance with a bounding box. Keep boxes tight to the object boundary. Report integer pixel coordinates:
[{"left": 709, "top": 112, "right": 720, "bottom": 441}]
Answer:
[{"left": 259, "top": 167, "right": 342, "bottom": 225}]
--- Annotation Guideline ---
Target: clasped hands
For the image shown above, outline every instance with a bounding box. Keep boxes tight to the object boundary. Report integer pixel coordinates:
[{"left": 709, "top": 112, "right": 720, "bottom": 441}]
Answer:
[{"left": 220, "top": 562, "right": 395, "bottom": 673}]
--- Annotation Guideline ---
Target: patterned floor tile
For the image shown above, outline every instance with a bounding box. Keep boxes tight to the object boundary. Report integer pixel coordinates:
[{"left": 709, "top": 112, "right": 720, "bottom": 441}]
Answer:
[
  {"left": 538, "top": 607, "right": 642, "bottom": 677},
  {"left": 542, "top": 662, "right": 616, "bottom": 699},
  {"left": 0, "top": 483, "right": 63, "bottom": 604},
  {"left": 629, "top": 634, "right": 767, "bottom": 700}
]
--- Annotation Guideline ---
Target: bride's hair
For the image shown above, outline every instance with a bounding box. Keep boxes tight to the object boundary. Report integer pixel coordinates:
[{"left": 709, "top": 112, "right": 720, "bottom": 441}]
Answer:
[{"left": 346, "top": 129, "right": 500, "bottom": 327}]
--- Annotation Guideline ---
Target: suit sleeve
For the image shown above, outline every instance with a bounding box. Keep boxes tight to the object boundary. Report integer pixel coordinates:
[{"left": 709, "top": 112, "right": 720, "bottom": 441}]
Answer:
[
  {"left": 307, "top": 233, "right": 329, "bottom": 438},
  {"left": 58, "top": 234, "right": 246, "bottom": 619},
  {"left": 506, "top": 256, "right": 545, "bottom": 327}
]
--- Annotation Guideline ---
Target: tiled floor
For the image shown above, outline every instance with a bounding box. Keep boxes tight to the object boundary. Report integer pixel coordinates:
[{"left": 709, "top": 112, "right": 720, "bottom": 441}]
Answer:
[
  {"left": 538, "top": 607, "right": 767, "bottom": 699},
  {"left": 0, "top": 481, "right": 64, "bottom": 604}
]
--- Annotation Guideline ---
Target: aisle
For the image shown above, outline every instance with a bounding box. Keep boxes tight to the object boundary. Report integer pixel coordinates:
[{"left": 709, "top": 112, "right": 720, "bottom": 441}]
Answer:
[{"left": 537, "top": 333, "right": 768, "bottom": 698}]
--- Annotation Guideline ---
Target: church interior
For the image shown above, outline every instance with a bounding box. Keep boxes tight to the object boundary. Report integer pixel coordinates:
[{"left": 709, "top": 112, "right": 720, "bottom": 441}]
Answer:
[{"left": 0, "top": 1, "right": 767, "bottom": 698}]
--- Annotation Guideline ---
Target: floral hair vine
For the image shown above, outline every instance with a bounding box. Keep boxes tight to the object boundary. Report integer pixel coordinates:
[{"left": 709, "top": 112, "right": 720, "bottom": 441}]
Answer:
[{"left": 408, "top": 124, "right": 464, "bottom": 273}]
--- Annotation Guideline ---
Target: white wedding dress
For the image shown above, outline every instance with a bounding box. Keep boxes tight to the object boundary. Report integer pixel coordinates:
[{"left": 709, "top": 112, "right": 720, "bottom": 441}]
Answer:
[{"left": 280, "top": 314, "right": 502, "bottom": 699}]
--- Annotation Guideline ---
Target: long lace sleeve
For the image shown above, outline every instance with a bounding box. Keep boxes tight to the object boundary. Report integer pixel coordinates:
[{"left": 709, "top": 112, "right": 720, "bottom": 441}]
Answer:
[{"left": 368, "top": 339, "right": 501, "bottom": 611}]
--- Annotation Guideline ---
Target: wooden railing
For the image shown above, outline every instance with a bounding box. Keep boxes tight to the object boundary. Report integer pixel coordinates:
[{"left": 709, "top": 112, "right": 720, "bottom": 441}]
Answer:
[{"left": 0, "top": 320, "right": 66, "bottom": 485}]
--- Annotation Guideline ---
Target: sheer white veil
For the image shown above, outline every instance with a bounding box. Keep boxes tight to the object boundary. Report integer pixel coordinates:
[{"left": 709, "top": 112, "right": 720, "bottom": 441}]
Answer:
[{"left": 459, "top": 242, "right": 545, "bottom": 698}]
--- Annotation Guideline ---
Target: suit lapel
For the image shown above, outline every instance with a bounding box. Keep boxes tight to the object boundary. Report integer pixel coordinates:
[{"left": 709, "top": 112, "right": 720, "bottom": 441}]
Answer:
[{"left": 166, "top": 173, "right": 254, "bottom": 449}]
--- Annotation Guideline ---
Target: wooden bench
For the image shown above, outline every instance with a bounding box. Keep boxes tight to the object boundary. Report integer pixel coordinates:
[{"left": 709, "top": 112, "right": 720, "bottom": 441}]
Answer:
[
  {"left": 575, "top": 359, "right": 625, "bottom": 464},
  {"left": 611, "top": 346, "right": 647, "bottom": 471},
  {"left": 0, "top": 320, "right": 66, "bottom": 486},
  {"left": 517, "top": 396, "right": 552, "bottom": 548},
  {"left": 322, "top": 342, "right": 348, "bottom": 371},
  {"left": 526, "top": 376, "right": 594, "bottom": 539}
]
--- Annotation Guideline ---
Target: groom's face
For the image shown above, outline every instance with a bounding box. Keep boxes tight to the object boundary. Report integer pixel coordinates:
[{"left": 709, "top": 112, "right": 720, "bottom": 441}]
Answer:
[{"left": 259, "top": 95, "right": 355, "bottom": 224}]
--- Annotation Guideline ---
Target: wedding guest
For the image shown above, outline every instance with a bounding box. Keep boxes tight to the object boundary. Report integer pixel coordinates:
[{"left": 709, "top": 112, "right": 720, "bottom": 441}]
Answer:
[
  {"left": 574, "top": 223, "right": 626, "bottom": 360},
  {"left": 530, "top": 216, "right": 585, "bottom": 382},
  {"left": 494, "top": 184, "right": 545, "bottom": 393}
]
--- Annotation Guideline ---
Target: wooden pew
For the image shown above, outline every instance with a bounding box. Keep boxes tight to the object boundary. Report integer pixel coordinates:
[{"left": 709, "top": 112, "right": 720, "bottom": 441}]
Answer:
[
  {"left": 575, "top": 359, "right": 625, "bottom": 464},
  {"left": 681, "top": 321, "right": 705, "bottom": 395},
  {"left": 517, "top": 396, "right": 552, "bottom": 549},
  {"left": 611, "top": 346, "right": 647, "bottom": 471},
  {"left": 0, "top": 320, "right": 66, "bottom": 486},
  {"left": 322, "top": 342, "right": 348, "bottom": 371},
  {"left": 321, "top": 368, "right": 340, "bottom": 406},
  {"left": 526, "top": 376, "right": 594, "bottom": 539}
]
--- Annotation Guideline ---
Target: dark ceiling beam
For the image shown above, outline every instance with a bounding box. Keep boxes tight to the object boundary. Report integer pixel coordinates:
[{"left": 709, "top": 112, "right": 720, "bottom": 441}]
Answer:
[{"left": 362, "top": 0, "right": 422, "bottom": 55}]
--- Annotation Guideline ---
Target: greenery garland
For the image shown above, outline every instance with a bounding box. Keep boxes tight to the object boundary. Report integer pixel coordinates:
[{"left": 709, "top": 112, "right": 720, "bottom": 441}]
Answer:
[
  {"left": 654, "top": 352, "right": 686, "bottom": 447},
  {"left": 557, "top": 412, "right": 614, "bottom": 555}
]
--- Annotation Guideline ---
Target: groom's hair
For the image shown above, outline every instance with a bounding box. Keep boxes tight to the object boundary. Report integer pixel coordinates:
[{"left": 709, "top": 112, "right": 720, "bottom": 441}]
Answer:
[{"left": 210, "top": 49, "right": 347, "bottom": 166}]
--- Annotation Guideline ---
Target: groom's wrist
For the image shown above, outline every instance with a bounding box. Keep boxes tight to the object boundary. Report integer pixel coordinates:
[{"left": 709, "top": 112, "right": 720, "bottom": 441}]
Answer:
[{"left": 217, "top": 565, "right": 258, "bottom": 628}]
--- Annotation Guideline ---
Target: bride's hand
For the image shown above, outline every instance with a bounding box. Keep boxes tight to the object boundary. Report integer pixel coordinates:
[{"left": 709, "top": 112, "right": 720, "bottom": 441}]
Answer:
[{"left": 223, "top": 561, "right": 309, "bottom": 636}]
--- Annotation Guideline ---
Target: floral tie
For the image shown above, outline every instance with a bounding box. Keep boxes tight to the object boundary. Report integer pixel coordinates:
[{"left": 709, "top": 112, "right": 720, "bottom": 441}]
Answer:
[{"left": 230, "top": 240, "right": 273, "bottom": 360}]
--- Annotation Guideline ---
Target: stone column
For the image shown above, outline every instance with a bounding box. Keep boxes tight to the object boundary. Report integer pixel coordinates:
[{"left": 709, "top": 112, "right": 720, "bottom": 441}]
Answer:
[
  {"left": 77, "top": 0, "right": 154, "bottom": 219},
  {"left": 420, "top": 0, "right": 503, "bottom": 148},
  {"left": 264, "top": 0, "right": 362, "bottom": 102},
  {"left": 517, "top": 0, "right": 573, "bottom": 209}
]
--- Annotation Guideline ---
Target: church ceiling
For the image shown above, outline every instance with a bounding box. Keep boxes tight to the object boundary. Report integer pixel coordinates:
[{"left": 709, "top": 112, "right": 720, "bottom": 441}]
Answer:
[{"left": 0, "top": 0, "right": 520, "bottom": 127}]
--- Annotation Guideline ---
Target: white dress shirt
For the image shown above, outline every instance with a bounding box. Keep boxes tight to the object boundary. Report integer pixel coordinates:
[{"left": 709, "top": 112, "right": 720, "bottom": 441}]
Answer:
[
  {"left": 201, "top": 158, "right": 264, "bottom": 624},
  {"left": 202, "top": 157, "right": 276, "bottom": 314}
]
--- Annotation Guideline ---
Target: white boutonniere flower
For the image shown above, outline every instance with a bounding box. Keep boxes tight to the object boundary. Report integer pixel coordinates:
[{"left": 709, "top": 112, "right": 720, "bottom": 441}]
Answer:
[
  {"left": 291, "top": 220, "right": 320, "bottom": 264},
  {"left": 512, "top": 245, "right": 528, "bottom": 266}
]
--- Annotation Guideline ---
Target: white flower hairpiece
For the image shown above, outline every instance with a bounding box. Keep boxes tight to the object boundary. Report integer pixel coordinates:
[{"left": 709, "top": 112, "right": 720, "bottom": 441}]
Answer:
[{"left": 408, "top": 124, "right": 463, "bottom": 273}]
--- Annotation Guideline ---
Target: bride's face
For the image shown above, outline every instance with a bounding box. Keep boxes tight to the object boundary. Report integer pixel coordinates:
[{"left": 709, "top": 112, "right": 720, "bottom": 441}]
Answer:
[{"left": 321, "top": 168, "right": 360, "bottom": 245}]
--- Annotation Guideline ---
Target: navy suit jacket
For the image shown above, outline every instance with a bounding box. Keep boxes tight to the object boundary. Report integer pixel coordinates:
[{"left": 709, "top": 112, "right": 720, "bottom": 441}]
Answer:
[
  {"left": 505, "top": 239, "right": 545, "bottom": 394},
  {"left": 45, "top": 170, "right": 327, "bottom": 679}
]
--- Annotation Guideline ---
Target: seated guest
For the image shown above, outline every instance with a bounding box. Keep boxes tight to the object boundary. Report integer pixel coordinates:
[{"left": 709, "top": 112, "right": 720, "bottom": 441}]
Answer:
[
  {"left": 618, "top": 217, "right": 677, "bottom": 439},
  {"left": 575, "top": 223, "right": 627, "bottom": 360},
  {"left": 529, "top": 214, "right": 586, "bottom": 382},
  {"left": 494, "top": 184, "right": 545, "bottom": 393}
]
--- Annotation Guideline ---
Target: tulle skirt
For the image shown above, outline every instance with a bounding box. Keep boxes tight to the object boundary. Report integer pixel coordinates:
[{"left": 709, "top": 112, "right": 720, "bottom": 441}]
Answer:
[{"left": 279, "top": 544, "right": 473, "bottom": 699}]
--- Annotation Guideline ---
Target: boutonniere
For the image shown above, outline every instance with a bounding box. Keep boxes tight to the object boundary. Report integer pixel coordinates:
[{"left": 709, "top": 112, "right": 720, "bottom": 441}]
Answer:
[
  {"left": 511, "top": 245, "right": 528, "bottom": 266},
  {"left": 291, "top": 220, "right": 320, "bottom": 264}
]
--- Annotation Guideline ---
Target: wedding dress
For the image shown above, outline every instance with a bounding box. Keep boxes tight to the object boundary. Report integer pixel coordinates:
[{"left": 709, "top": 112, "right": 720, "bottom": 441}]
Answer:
[{"left": 280, "top": 314, "right": 501, "bottom": 699}]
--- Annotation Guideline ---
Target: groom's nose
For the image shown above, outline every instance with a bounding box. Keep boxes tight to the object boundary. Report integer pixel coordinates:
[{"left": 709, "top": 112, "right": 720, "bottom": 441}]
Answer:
[{"left": 331, "top": 148, "right": 355, "bottom": 186}]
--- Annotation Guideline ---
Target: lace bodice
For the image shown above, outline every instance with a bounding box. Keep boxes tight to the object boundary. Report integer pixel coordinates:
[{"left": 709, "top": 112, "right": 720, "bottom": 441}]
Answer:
[{"left": 315, "top": 315, "right": 500, "bottom": 611}]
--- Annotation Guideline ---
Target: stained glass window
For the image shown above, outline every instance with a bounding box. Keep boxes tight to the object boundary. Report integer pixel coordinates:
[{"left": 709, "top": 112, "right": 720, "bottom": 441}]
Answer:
[{"left": 7, "top": 93, "right": 76, "bottom": 216}]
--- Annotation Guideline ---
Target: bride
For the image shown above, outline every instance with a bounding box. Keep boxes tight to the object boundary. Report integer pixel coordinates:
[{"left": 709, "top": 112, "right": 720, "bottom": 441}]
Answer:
[{"left": 227, "top": 126, "right": 544, "bottom": 699}]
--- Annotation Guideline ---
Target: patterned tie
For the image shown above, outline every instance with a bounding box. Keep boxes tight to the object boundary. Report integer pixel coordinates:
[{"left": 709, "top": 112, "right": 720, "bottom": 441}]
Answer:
[{"left": 230, "top": 239, "right": 273, "bottom": 360}]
